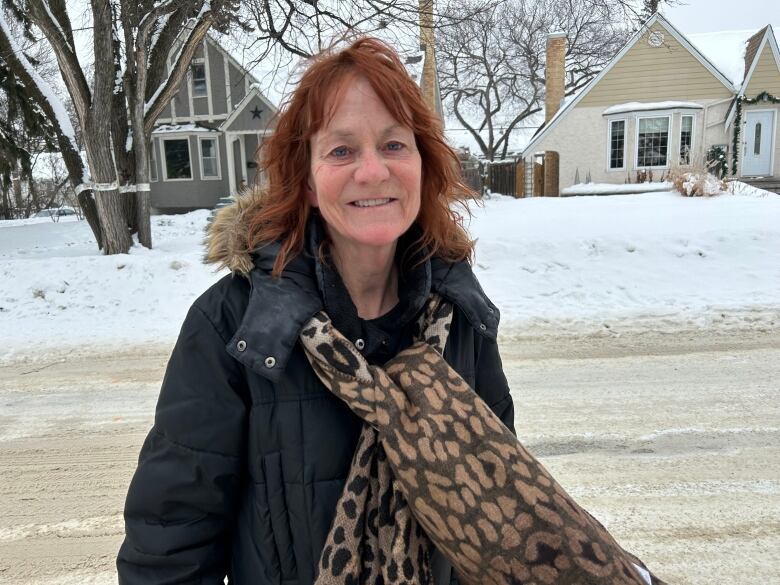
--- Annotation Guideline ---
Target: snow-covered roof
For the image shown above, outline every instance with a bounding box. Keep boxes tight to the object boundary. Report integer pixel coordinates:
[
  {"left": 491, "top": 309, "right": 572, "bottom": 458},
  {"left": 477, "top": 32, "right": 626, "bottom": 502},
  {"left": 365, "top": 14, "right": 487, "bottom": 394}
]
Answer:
[
  {"left": 688, "top": 28, "right": 769, "bottom": 88},
  {"left": 152, "top": 123, "right": 220, "bottom": 134},
  {"left": 602, "top": 101, "right": 703, "bottom": 115}
]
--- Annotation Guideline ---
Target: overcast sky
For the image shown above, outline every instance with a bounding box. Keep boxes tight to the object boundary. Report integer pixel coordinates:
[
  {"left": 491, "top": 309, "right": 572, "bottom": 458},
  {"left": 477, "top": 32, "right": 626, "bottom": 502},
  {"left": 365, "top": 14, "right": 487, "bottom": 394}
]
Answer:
[{"left": 663, "top": 0, "right": 778, "bottom": 33}]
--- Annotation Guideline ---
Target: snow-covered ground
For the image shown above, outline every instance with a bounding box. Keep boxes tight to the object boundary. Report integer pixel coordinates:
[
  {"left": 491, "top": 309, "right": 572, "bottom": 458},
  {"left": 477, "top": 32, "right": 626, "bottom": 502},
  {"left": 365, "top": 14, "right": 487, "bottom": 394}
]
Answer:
[
  {"left": 469, "top": 185, "right": 779, "bottom": 337},
  {"left": 1, "top": 185, "right": 779, "bottom": 361}
]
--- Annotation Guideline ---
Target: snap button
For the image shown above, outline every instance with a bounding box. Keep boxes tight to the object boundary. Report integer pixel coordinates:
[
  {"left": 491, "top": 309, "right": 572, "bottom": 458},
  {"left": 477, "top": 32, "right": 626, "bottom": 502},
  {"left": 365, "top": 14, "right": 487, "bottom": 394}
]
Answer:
[
  {"left": 479, "top": 323, "right": 487, "bottom": 331},
  {"left": 236, "top": 339, "right": 247, "bottom": 352},
  {"left": 264, "top": 356, "right": 276, "bottom": 368},
  {"left": 488, "top": 307, "right": 495, "bottom": 314},
  {"left": 355, "top": 338, "right": 366, "bottom": 350}
]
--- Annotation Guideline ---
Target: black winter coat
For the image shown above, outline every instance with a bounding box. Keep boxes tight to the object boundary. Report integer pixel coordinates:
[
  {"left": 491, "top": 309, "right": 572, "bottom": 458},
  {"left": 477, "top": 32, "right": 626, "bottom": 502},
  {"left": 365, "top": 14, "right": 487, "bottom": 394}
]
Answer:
[{"left": 117, "top": 211, "right": 516, "bottom": 585}]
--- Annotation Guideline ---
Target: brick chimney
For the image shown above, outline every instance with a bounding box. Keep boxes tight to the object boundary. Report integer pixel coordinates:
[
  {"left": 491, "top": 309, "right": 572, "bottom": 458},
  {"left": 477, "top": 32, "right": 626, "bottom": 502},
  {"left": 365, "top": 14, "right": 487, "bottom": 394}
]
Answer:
[
  {"left": 419, "top": 0, "right": 434, "bottom": 50},
  {"left": 418, "top": 0, "right": 441, "bottom": 117},
  {"left": 545, "top": 32, "right": 567, "bottom": 123}
]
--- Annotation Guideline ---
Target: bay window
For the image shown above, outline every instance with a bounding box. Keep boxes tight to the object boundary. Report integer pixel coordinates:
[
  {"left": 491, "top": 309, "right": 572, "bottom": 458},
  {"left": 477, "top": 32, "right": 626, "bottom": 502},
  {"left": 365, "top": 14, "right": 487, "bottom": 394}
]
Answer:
[{"left": 636, "top": 116, "right": 670, "bottom": 167}]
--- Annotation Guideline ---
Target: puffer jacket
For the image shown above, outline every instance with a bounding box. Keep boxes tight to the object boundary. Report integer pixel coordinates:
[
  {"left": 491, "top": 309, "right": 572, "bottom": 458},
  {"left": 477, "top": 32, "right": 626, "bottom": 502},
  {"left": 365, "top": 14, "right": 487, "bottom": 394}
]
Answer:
[{"left": 116, "top": 197, "right": 517, "bottom": 585}]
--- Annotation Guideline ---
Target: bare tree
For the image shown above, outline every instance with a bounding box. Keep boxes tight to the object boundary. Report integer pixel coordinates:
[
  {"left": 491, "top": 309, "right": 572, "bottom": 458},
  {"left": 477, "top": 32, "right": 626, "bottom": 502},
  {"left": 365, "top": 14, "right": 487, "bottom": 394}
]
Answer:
[
  {"left": 0, "top": 0, "right": 242, "bottom": 253},
  {"left": 0, "top": 10, "right": 62, "bottom": 219},
  {"left": 438, "top": 0, "right": 631, "bottom": 160},
  {"left": 241, "top": 0, "right": 500, "bottom": 60}
]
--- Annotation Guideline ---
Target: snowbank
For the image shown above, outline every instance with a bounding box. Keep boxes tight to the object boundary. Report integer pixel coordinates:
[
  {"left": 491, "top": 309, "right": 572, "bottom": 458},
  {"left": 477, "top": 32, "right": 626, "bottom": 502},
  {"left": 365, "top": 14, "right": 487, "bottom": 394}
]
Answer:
[
  {"left": 562, "top": 182, "right": 672, "bottom": 196},
  {"left": 1, "top": 188, "right": 779, "bottom": 361},
  {"left": 469, "top": 189, "right": 780, "bottom": 337},
  {"left": 0, "top": 211, "right": 226, "bottom": 361}
]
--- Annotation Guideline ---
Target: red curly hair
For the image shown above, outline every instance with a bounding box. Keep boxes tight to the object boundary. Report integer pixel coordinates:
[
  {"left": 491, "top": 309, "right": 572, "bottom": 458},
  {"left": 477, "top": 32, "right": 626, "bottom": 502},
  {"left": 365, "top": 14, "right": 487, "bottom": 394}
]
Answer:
[{"left": 248, "top": 37, "right": 475, "bottom": 276}]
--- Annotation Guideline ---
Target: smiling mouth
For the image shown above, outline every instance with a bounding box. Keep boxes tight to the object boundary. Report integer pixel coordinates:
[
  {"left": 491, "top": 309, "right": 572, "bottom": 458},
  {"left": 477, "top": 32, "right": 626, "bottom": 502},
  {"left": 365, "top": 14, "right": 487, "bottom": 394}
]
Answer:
[{"left": 349, "top": 198, "right": 396, "bottom": 208}]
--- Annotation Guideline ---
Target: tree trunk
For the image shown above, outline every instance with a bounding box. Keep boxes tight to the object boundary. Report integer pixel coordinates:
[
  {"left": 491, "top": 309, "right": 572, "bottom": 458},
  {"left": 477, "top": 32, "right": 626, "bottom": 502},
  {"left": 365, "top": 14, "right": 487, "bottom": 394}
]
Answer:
[
  {"left": 1, "top": 184, "right": 11, "bottom": 219},
  {"left": 84, "top": 127, "right": 132, "bottom": 254},
  {"left": 86, "top": 0, "right": 132, "bottom": 254}
]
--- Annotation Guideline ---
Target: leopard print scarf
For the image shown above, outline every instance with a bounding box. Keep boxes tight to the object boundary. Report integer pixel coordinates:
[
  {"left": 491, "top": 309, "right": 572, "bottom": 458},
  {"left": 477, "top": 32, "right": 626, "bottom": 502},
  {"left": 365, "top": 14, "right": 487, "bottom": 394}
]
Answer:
[{"left": 300, "top": 295, "right": 665, "bottom": 585}]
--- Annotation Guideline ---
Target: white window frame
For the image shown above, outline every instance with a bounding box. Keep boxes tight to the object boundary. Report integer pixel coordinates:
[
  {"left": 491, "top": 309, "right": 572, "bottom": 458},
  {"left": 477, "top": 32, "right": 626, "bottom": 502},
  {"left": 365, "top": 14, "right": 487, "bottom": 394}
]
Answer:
[
  {"left": 191, "top": 59, "right": 208, "bottom": 99},
  {"left": 198, "top": 136, "right": 222, "bottom": 180},
  {"left": 149, "top": 139, "right": 158, "bottom": 182},
  {"left": 634, "top": 114, "right": 672, "bottom": 170},
  {"left": 679, "top": 114, "right": 695, "bottom": 166},
  {"left": 606, "top": 117, "right": 627, "bottom": 171},
  {"left": 161, "top": 136, "right": 194, "bottom": 182}
]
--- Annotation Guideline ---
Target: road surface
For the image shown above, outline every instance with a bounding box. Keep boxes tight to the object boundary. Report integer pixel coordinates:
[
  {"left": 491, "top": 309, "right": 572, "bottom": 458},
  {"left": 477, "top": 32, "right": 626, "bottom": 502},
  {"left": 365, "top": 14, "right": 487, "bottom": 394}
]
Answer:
[{"left": 1, "top": 328, "right": 778, "bottom": 584}]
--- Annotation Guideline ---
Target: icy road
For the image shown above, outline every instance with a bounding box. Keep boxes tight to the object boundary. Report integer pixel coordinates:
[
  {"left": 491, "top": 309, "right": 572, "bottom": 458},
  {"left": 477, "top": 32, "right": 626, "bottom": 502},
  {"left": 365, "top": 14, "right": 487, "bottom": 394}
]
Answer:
[{"left": 0, "top": 329, "right": 779, "bottom": 585}]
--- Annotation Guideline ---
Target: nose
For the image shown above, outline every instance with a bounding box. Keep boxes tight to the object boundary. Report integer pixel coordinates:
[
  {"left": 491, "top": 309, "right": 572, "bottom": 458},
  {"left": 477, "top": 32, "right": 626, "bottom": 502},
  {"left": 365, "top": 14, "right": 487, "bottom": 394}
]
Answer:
[{"left": 354, "top": 149, "right": 390, "bottom": 184}]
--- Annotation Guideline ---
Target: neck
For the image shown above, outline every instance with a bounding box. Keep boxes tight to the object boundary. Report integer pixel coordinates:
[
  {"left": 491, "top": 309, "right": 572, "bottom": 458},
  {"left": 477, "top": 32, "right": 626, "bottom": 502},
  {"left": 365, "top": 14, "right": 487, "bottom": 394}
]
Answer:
[{"left": 330, "top": 239, "right": 399, "bottom": 320}]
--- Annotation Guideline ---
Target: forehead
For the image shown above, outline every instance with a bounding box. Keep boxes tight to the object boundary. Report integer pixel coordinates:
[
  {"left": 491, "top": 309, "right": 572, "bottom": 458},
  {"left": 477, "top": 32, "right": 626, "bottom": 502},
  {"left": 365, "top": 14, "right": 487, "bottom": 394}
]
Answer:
[{"left": 316, "top": 75, "right": 411, "bottom": 136}]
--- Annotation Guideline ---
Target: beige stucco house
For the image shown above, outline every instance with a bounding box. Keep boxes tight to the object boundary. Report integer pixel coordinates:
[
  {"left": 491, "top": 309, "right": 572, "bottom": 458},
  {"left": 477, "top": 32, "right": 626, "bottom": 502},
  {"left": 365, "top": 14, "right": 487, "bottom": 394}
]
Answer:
[{"left": 522, "top": 13, "right": 780, "bottom": 195}]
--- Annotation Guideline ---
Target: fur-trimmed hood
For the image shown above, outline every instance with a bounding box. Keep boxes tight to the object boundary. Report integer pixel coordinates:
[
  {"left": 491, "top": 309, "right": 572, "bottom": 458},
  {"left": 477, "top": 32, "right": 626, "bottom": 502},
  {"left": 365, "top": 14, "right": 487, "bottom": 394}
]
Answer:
[{"left": 203, "top": 190, "right": 266, "bottom": 277}]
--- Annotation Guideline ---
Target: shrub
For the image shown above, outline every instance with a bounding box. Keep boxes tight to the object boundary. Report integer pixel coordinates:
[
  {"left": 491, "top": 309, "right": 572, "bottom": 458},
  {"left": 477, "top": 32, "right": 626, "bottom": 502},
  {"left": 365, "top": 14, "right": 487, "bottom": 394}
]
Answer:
[
  {"left": 705, "top": 145, "right": 728, "bottom": 179},
  {"left": 670, "top": 167, "right": 727, "bottom": 197}
]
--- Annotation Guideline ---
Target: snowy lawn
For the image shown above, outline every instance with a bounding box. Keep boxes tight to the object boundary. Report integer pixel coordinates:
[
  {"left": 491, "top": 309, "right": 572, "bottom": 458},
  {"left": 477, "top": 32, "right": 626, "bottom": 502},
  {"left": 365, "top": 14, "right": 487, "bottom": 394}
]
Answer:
[
  {"left": 469, "top": 186, "right": 779, "bottom": 337},
  {"left": 1, "top": 186, "right": 779, "bottom": 361}
]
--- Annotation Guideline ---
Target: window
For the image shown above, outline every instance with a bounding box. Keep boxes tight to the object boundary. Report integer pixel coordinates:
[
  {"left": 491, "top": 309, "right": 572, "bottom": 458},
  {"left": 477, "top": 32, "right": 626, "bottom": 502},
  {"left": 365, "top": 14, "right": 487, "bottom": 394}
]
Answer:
[
  {"left": 199, "top": 137, "right": 220, "bottom": 179},
  {"left": 680, "top": 115, "right": 693, "bottom": 165},
  {"left": 149, "top": 141, "right": 158, "bottom": 181},
  {"left": 192, "top": 62, "right": 207, "bottom": 98},
  {"left": 754, "top": 123, "right": 762, "bottom": 155},
  {"left": 637, "top": 116, "right": 669, "bottom": 167},
  {"left": 163, "top": 138, "right": 192, "bottom": 180},
  {"left": 609, "top": 120, "right": 626, "bottom": 169}
]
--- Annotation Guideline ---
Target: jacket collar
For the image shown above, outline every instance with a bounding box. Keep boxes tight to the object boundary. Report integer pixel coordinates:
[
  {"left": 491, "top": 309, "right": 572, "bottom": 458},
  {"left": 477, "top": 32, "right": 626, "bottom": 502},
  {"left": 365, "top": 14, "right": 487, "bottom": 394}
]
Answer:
[{"left": 224, "top": 223, "right": 499, "bottom": 382}]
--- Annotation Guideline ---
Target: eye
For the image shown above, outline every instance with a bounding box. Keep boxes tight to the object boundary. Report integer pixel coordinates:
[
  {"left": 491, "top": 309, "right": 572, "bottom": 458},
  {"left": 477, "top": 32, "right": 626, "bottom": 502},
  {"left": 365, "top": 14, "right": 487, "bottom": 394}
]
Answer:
[
  {"left": 385, "top": 141, "right": 405, "bottom": 152},
  {"left": 329, "top": 145, "right": 350, "bottom": 158}
]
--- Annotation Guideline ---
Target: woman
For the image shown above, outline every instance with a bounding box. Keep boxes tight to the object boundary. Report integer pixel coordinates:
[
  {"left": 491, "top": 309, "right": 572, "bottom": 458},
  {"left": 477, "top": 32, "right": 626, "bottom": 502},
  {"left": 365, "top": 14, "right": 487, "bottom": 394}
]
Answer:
[
  {"left": 117, "top": 37, "right": 513, "bottom": 585},
  {"left": 118, "top": 38, "right": 661, "bottom": 585}
]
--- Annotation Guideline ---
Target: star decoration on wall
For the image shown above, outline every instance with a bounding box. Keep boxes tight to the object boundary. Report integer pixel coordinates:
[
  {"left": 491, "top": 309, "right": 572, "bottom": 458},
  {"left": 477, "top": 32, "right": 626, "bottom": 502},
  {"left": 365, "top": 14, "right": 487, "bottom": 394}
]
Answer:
[{"left": 250, "top": 106, "right": 263, "bottom": 120}]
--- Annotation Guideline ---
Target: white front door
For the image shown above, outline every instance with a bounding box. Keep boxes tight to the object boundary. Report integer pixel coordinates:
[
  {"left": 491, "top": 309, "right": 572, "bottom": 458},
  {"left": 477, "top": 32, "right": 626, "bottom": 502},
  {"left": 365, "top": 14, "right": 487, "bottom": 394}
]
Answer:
[{"left": 742, "top": 110, "right": 775, "bottom": 176}]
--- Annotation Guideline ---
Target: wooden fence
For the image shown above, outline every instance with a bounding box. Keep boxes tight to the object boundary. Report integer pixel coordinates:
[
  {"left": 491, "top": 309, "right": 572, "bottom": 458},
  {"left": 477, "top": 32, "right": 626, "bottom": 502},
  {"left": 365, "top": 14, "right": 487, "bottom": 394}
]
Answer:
[{"left": 459, "top": 151, "right": 559, "bottom": 198}]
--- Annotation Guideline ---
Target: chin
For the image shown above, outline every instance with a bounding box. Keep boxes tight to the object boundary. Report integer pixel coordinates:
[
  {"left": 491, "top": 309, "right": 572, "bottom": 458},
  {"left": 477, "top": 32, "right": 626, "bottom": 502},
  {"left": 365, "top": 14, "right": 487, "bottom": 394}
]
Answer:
[{"left": 348, "top": 225, "right": 407, "bottom": 249}]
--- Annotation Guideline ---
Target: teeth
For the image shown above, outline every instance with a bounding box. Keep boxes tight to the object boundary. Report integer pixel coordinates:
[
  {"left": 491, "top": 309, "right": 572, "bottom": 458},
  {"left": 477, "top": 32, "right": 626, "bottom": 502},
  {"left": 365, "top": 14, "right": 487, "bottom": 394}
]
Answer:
[{"left": 353, "top": 198, "right": 391, "bottom": 207}]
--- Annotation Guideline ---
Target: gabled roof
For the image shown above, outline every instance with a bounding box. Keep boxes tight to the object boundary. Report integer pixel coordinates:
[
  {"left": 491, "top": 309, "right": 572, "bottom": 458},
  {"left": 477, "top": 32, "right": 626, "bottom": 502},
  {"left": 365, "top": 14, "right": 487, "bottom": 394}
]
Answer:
[
  {"left": 725, "top": 25, "right": 780, "bottom": 128},
  {"left": 168, "top": 27, "right": 261, "bottom": 88},
  {"left": 522, "top": 12, "right": 736, "bottom": 157},
  {"left": 219, "top": 86, "right": 277, "bottom": 132},
  {"left": 744, "top": 26, "right": 770, "bottom": 81},
  {"left": 205, "top": 33, "right": 261, "bottom": 88}
]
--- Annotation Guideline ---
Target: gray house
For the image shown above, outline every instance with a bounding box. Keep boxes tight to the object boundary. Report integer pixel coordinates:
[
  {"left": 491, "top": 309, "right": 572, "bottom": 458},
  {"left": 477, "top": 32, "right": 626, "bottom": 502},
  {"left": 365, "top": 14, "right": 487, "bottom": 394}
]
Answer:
[{"left": 149, "top": 35, "right": 277, "bottom": 213}]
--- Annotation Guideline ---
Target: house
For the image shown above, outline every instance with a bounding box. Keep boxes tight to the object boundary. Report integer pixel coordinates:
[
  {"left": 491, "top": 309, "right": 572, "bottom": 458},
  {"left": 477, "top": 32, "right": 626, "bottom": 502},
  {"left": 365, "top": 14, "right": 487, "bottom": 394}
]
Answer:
[
  {"left": 148, "top": 35, "right": 277, "bottom": 213},
  {"left": 522, "top": 13, "right": 780, "bottom": 196}
]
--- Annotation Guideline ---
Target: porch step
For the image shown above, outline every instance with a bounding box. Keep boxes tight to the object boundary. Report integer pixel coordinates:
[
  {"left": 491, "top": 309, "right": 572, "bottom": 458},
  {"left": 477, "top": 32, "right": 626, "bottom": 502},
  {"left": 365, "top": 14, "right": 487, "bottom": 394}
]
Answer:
[{"left": 742, "top": 178, "right": 780, "bottom": 194}]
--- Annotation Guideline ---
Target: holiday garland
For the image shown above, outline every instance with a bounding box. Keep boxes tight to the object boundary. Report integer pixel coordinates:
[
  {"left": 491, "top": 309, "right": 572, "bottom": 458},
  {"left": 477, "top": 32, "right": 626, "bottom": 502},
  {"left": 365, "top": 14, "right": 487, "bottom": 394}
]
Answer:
[{"left": 732, "top": 91, "right": 780, "bottom": 175}]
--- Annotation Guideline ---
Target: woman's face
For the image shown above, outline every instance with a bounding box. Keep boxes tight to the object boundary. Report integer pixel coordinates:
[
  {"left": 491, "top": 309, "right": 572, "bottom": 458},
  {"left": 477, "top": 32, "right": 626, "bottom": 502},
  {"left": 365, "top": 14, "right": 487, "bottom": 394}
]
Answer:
[{"left": 308, "top": 76, "right": 422, "bottom": 256}]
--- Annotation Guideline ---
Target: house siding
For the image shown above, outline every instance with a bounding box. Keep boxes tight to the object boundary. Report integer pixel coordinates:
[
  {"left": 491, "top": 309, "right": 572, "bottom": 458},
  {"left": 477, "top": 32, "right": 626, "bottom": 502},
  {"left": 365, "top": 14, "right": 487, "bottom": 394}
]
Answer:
[
  {"left": 579, "top": 23, "right": 733, "bottom": 107},
  {"left": 173, "top": 78, "right": 190, "bottom": 120},
  {"left": 208, "top": 42, "right": 228, "bottom": 117},
  {"left": 534, "top": 98, "right": 732, "bottom": 190},
  {"left": 743, "top": 44, "right": 780, "bottom": 96},
  {"left": 151, "top": 134, "right": 230, "bottom": 211},
  {"left": 223, "top": 94, "right": 275, "bottom": 132},
  {"left": 229, "top": 62, "right": 247, "bottom": 107}
]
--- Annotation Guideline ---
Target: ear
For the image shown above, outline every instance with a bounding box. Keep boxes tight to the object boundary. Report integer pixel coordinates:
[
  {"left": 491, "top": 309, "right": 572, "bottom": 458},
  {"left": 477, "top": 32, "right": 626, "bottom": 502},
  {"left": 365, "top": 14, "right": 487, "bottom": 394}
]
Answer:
[{"left": 305, "top": 175, "right": 319, "bottom": 207}]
